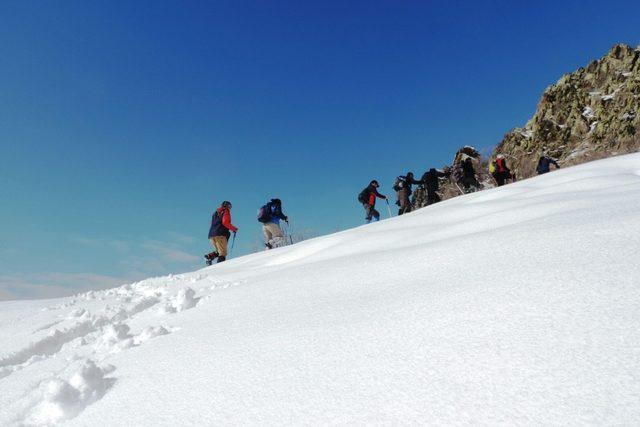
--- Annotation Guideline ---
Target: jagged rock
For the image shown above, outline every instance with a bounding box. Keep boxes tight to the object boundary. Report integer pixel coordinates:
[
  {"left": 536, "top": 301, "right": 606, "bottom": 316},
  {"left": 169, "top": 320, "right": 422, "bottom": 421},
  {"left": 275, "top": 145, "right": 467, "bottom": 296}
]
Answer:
[{"left": 493, "top": 43, "right": 640, "bottom": 178}]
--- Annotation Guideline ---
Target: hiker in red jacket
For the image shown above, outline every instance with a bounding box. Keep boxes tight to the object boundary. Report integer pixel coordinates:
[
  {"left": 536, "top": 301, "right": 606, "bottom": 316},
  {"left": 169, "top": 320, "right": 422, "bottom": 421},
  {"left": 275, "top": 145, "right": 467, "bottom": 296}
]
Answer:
[
  {"left": 358, "top": 180, "right": 387, "bottom": 223},
  {"left": 205, "top": 201, "right": 238, "bottom": 265},
  {"left": 493, "top": 154, "right": 511, "bottom": 186}
]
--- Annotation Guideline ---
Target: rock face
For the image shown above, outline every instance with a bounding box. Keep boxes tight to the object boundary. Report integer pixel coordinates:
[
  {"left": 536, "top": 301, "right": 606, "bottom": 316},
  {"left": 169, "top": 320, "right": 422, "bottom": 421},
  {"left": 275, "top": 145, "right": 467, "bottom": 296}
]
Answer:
[
  {"left": 494, "top": 43, "right": 640, "bottom": 178},
  {"left": 412, "top": 44, "right": 639, "bottom": 211}
]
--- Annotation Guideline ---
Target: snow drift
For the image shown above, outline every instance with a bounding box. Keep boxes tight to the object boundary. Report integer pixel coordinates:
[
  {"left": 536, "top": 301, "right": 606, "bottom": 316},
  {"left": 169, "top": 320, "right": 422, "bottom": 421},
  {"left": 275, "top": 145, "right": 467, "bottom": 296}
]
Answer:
[{"left": 2, "top": 154, "right": 640, "bottom": 425}]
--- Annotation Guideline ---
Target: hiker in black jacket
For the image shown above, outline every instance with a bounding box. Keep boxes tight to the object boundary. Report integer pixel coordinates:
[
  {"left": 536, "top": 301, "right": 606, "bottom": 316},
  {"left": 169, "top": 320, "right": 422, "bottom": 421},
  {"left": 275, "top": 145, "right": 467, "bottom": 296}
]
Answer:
[
  {"left": 420, "top": 168, "right": 449, "bottom": 205},
  {"left": 358, "top": 180, "right": 387, "bottom": 223},
  {"left": 536, "top": 155, "right": 560, "bottom": 174}
]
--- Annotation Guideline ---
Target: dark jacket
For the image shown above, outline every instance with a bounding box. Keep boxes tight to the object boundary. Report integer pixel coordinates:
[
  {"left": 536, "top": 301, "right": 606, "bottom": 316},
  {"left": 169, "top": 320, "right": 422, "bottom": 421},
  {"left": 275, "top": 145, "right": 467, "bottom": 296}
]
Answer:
[
  {"left": 421, "top": 169, "right": 448, "bottom": 192},
  {"left": 536, "top": 156, "right": 559, "bottom": 174},
  {"left": 396, "top": 175, "right": 421, "bottom": 196},
  {"left": 208, "top": 207, "right": 237, "bottom": 239},
  {"left": 462, "top": 159, "right": 476, "bottom": 179},
  {"left": 362, "top": 184, "right": 386, "bottom": 207},
  {"left": 266, "top": 201, "right": 287, "bottom": 225}
]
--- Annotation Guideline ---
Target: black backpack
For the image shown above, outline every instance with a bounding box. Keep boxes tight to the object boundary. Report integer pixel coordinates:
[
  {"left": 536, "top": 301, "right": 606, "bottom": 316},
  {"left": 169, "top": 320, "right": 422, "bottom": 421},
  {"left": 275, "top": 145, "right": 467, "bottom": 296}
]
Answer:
[
  {"left": 357, "top": 188, "right": 369, "bottom": 204},
  {"left": 257, "top": 204, "right": 271, "bottom": 223}
]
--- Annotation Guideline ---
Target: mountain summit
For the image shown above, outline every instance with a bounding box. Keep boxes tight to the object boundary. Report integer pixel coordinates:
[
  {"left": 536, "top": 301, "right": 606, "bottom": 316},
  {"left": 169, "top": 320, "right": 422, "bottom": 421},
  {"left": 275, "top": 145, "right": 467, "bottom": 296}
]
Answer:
[{"left": 494, "top": 43, "right": 640, "bottom": 177}]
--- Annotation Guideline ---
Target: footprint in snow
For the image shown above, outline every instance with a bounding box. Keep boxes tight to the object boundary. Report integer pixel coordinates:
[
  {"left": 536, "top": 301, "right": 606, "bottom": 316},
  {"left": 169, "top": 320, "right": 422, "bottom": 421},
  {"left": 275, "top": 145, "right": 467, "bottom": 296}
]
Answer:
[{"left": 21, "top": 360, "right": 116, "bottom": 425}]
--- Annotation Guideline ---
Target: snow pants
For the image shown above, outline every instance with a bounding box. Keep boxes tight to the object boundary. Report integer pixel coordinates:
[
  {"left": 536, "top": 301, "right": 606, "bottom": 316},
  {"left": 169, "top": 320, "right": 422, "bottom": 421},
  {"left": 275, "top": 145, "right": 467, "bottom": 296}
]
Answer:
[
  {"left": 397, "top": 189, "right": 411, "bottom": 215},
  {"left": 427, "top": 191, "right": 441, "bottom": 205},
  {"left": 363, "top": 204, "right": 380, "bottom": 223},
  {"left": 494, "top": 171, "right": 510, "bottom": 186},
  {"left": 209, "top": 236, "right": 228, "bottom": 257},
  {"left": 263, "top": 222, "right": 284, "bottom": 246},
  {"left": 462, "top": 176, "right": 479, "bottom": 191}
]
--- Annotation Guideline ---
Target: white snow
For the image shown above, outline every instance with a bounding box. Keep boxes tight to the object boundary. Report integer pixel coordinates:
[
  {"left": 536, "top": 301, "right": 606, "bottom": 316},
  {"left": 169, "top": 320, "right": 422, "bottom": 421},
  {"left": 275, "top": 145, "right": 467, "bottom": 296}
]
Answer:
[
  {"left": 582, "top": 106, "right": 595, "bottom": 119},
  {"left": 601, "top": 90, "right": 618, "bottom": 101},
  {"left": 2, "top": 154, "right": 640, "bottom": 425},
  {"left": 519, "top": 129, "right": 534, "bottom": 138}
]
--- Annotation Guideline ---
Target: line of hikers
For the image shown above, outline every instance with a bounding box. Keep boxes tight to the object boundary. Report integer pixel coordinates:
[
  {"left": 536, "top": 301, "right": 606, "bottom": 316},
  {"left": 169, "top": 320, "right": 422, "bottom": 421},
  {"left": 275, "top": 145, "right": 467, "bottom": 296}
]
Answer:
[
  {"left": 204, "top": 198, "right": 289, "bottom": 265},
  {"left": 205, "top": 153, "right": 560, "bottom": 264},
  {"left": 358, "top": 153, "right": 560, "bottom": 222}
]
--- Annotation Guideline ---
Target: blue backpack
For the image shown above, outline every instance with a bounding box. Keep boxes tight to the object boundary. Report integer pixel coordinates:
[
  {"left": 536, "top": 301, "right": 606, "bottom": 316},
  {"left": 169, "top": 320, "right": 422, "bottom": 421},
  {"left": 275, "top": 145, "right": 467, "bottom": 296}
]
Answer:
[{"left": 257, "top": 204, "right": 271, "bottom": 223}]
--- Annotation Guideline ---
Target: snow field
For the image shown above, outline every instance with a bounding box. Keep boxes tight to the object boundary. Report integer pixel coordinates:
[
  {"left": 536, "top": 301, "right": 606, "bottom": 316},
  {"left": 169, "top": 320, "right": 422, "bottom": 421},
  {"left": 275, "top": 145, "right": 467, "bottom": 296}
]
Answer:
[{"left": 1, "top": 153, "right": 640, "bottom": 425}]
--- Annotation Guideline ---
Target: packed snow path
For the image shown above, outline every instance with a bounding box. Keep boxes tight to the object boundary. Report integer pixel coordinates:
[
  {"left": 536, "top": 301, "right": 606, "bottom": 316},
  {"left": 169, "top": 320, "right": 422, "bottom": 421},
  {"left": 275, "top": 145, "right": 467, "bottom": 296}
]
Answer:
[{"left": 2, "top": 154, "right": 640, "bottom": 425}]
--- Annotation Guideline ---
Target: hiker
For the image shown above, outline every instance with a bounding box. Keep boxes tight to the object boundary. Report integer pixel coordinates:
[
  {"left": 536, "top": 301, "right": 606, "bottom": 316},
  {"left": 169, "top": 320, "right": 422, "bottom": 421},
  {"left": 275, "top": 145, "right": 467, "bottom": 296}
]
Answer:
[
  {"left": 492, "top": 154, "right": 511, "bottom": 186},
  {"left": 420, "top": 168, "right": 449, "bottom": 205},
  {"left": 536, "top": 155, "right": 560, "bottom": 174},
  {"left": 394, "top": 172, "right": 421, "bottom": 215},
  {"left": 258, "top": 198, "right": 289, "bottom": 249},
  {"left": 205, "top": 201, "right": 238, "bottom": 265},
  {"left": 358, "top": 180, "right": 387, "bottom": 223},
  {"left": 461, "top": 158, "right": 479, "bottom": 191}
]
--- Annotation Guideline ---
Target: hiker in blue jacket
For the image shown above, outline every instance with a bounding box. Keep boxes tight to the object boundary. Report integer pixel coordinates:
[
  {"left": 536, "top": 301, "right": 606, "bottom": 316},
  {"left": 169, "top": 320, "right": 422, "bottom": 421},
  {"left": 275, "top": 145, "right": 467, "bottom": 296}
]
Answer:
[
  {"left": 536, "top": 155, "right": 560, "bottom": 174},
  {"left": 258, "top": 198, "right": 288, "bottom": 249}
]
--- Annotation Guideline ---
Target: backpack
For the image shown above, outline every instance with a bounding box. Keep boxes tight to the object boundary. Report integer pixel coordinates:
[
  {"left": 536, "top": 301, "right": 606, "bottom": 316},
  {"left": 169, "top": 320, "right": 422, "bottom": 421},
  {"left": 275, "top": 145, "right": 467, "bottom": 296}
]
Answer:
[
  {"left": 357, "top": 188, "right": 369, "bottom": 204},
  {"left": 257, "top": 204, "right": 271, "bottom": 223},
  {"left": 489, "top": 161, "right": 496, "bottom": 174},
  {"left": 393, "top": 176, "right": 405, "bottom": 191}
]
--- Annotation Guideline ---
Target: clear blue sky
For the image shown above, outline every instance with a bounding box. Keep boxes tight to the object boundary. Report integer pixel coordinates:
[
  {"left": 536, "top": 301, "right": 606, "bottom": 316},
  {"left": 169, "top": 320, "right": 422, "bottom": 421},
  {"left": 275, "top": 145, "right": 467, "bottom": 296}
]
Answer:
[{"left": 1, "top": 0, "right": 638, "bottom": 299}]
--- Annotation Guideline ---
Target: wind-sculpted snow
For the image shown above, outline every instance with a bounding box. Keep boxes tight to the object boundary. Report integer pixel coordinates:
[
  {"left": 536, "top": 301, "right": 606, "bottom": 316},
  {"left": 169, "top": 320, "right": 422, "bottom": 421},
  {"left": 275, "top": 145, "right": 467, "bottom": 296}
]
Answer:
[{"left": 1, "top": 154, "right": 640, "bottom": 425}]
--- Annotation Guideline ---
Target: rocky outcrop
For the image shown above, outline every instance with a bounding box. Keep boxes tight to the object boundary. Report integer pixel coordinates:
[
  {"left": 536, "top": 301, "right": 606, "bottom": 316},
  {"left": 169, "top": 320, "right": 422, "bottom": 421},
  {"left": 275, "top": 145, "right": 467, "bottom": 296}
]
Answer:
[
  {"left": 493, "top": 43, "right": 640, "bottom": 178},
  {"left": 413, "top": 146, "right": 492, "bottom": 209}
]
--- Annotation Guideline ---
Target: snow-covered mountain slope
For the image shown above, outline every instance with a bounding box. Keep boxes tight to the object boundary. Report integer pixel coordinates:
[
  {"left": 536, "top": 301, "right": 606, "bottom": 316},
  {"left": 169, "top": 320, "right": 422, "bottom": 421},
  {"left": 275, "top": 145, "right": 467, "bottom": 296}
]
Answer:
[{"left": 2, "top": 154, "right": 640, "bottom": 425}]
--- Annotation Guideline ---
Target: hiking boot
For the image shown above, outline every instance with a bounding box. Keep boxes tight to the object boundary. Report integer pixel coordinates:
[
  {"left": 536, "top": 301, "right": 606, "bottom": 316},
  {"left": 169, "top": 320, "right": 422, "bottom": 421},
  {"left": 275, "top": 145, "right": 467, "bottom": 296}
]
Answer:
[{"left": 204, "top": 252, "right": 218, "bottom": 266}]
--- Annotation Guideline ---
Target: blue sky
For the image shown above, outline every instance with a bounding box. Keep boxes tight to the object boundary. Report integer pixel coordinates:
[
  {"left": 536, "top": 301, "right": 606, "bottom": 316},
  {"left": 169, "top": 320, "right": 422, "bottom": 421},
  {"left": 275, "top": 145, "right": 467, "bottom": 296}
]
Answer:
[{"left": 1, "top": 0, "right": 639, "bottom": 299}]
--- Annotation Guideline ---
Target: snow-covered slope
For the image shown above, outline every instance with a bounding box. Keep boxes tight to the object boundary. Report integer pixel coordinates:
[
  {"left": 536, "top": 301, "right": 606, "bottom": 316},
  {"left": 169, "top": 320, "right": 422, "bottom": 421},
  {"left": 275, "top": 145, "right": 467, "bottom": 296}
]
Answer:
[{"left": 2, "top": 154, "right": 640, "bottom": 425}]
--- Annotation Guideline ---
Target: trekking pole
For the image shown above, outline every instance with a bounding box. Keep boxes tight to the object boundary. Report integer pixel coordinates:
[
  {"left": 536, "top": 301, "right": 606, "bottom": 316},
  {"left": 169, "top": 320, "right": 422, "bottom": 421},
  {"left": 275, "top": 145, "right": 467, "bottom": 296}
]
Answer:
[
  {"left": 454, "top": 182, "right": 465, "bottom": 195},
  {"left": 230, "top": 232, "right": 236, "bottom": 256},
  {"left": 385, "top": 199, "right": 392, "bottom": 218},
  {"left": 285, "top": 221, "right": 293, "bottom": 245}
]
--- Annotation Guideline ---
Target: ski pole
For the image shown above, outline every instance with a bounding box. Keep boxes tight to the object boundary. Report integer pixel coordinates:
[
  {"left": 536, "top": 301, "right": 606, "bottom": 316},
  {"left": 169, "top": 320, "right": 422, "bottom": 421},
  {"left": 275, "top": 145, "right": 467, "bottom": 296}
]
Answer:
[{"left": 385, "top": 199, "right": 392, "bottom": 218}]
